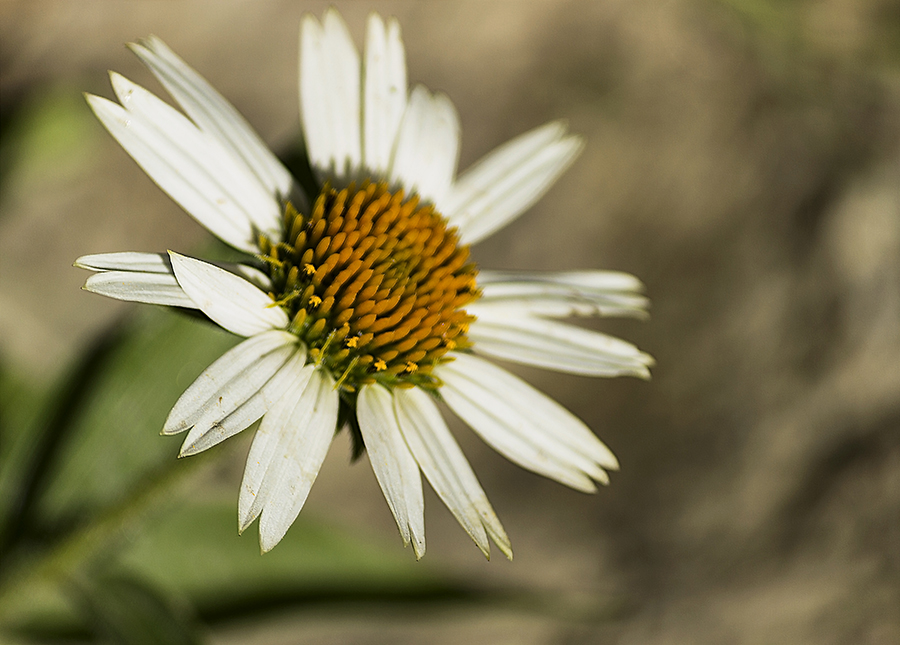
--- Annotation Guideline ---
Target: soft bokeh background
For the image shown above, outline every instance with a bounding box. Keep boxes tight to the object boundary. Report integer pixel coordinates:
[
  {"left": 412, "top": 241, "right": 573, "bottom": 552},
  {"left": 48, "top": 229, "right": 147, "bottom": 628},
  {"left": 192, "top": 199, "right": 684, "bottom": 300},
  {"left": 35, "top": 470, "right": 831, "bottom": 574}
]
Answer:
[{"left": 1, "top": 0, "right": 898, "bottom": 643}]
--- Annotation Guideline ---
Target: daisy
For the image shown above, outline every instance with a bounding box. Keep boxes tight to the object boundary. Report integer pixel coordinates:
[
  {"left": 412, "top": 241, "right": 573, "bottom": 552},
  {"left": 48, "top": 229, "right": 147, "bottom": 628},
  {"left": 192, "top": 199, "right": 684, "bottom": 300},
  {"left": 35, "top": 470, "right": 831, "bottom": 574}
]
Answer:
[{"left": 76, "top": 9, "right": 653, "bottom": 559}]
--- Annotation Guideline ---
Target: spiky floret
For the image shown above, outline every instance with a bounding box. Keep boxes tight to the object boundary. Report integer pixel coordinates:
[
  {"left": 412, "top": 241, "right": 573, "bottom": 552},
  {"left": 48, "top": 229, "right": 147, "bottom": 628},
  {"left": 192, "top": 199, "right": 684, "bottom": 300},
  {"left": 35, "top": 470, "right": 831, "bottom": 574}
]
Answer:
[{"left": 259, "top": 181, "right": 479, "bottom": 396}]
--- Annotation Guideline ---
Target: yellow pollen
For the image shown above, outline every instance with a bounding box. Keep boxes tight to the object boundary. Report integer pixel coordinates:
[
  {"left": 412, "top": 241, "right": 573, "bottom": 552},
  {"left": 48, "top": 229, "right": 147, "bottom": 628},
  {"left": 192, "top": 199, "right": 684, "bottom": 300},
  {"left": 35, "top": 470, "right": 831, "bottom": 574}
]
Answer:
[
  {"left": 308, "top": 295, "right": 322, "bottom": 308},
  {"left": 303, "top": 263, "right": 316, "bottom": 275},
  {"left": 345, "top": 337, "right": 359, "bottom": 348},
  {"left": 405, "top": 362, "right": 418, "bottom": 373},
  {"left": 374, "top": 359, "right": 388, "bottom": 371}
]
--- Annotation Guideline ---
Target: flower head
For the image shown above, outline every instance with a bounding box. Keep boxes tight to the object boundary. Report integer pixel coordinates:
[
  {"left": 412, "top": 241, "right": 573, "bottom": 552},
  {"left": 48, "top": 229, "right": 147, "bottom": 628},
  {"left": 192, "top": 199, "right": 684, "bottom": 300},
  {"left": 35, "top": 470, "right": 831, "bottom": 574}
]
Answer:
[{"left": 76, "top": 9, "right": 653, "bottom": 559}]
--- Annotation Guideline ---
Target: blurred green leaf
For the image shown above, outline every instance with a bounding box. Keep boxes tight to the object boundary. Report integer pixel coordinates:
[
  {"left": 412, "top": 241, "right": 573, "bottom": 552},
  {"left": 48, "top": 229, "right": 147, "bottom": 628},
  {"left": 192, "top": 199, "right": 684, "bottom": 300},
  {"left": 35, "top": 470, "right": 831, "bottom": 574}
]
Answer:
[
  {"left": 0, "top": 85, "right": 98, "bottom": 204},
  {"left": 0, "top": 362, "right": 53, "bottom": 546},
  {"left": 74, "top": 573, "right": 203, "bottom": 645},
  {"left": 34, "top": 308, "right": 237, "bottom": 527},
  {"left": 118, "top": 499, "right": 445, "bottom": 618}
]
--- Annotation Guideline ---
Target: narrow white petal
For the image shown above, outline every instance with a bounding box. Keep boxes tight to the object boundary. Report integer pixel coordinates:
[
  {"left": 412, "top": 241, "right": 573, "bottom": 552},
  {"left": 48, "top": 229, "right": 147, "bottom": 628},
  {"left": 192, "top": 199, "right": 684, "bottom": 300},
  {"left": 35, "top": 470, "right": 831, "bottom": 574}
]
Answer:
[
  {"left": 179, "top": 345, "right": 308, "bottom": 457},
  {"left": 169, "top": 252, "right": 288, "bottom": 337},
  {"left": 87, "top": 93, "right": 255, "bottom": 252},
  {"left": 443, "top": 121, "right": 583, "bottom": 245},
  {"left": 475, "top": 270, "right": 650, "bottom": 319},
  {"left": 83, "top": 270, "right": 196, "bottom": 308},
  {"left": 442, "top": 353, "right": 618, "bottom": 469},
  {"left": 362, "top": 13, "right": 407, "bottom": 176},
  {"left": 76, "top": 251, "right": 272, "bottom": 309},
  {"left": 390, "top": 85, "right": 460, "bottom": 206},
  {"left": 469, "top": 310, "right": 653, "bottom": 379},
  {"left": 222, "top": 263, "right": 272, "bottom": 293},
  {"left": 443, "top": 121, "right": 568, "bottom": 213},
  {"left": 164, "top": 330, "right": 297, "bottom": 435},
  {"left": 107, "top": 72, "right": 282, "bottom": 238},
  {"left": 438, "top": 353, "right": 619, "bottom": 490},
  {"left": 75, "top": 251, "right": 173, "bottom": 273},
  {"left": 394, "top": 387, "right": 511, "bottom": 560},
  {"left": 130, "top": 36, "right": 295, "bottom": 200},
  {"left": 238, "top": 361, "right": 315, "bottom": 531},
  {"left": 470, "top": 299, "right": 647, "bottom": 321},
  {"left": 358, "top": 384, "right": 425, "bottom": 558},
  {"left": 479, "top": 269, "right": 645, "bottom": 293},
  {"left": 257, "top": 369, "right": 339, "bottom": 552},
  {"left": 300, "top": 9, "right": 361, "bottom": 180}
]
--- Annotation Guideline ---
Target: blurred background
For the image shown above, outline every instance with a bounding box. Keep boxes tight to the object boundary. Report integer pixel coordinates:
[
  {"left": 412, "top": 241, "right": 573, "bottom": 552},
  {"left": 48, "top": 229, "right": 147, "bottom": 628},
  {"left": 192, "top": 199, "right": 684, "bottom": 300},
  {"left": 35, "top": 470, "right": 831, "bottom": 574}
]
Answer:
[{"left": 1, "top": 0, "right": 898, "bottom": 643}]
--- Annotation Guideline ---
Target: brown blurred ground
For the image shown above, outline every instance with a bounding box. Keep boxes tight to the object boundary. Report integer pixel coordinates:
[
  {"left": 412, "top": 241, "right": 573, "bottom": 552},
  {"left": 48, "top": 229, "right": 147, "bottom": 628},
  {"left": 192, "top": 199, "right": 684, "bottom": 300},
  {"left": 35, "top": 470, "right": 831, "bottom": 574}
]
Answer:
[{"left": 2, "top": 0, "right": 899, "bottom": 643}]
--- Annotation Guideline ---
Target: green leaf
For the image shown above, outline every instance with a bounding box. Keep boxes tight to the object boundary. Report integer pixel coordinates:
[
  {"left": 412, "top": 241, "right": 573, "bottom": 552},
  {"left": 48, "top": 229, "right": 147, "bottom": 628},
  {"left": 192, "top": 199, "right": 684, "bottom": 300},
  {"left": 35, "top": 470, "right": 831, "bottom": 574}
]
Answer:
[
  {"left": 74, "top": 573, "right": 203, "bottom": 645},
  {"left": 118, "top": 498, "right": 449, "bottom": 620},
  {"left": 34, "top": 308, "right": 238, "bottom": 527}
]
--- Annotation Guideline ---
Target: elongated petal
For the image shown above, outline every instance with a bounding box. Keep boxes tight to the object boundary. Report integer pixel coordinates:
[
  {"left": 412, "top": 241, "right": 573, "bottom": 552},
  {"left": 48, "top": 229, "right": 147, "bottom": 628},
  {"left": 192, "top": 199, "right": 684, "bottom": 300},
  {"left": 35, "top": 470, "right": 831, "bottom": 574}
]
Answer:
[
  {"left": 475, "top": 270, "right": 649, "bottom": 319},
  {"left": 107, "top": 72, "right": 282, "bottom": 238},
  {"left": 390, "top": 86, "right": 460, "bottom": 206},
  {"left": 438, "top": 353, "right": 619, "bottom": 491},
  {"left": 83, "top": 270, "right": 196, "bottom": 308},
  {"left": 130, "top": 35, "right": 295, "bottom": 200},
  {"left": 358, "top": 384, "right": 425, "bottom": 558},
  {"left": 75, "top": 251, "right": 173, "bottom": 273},
  {"left": 179, "top": 345, "right": 307, "bottom": 457},
  {"left": 444, "top": 121, "right": 583, "bottom": 245},
  {"left": 87, "top": 93, "right": 259, "bottom": 253},
  {"left": 394, "top": 387, "right": 511, "bottom": 560},
  {"left": 469, "top": 310, "right": 653, "bottom": 379},
  {"left": 300, "top": 9, "right": 361, "bottom": 179},
  {"left": 224, "top": 263, "right": 272, "bottom": 293},
  {"left": 76, "top": 251, "right": 272, "bottom": 308},
  {"left": 163, "top": 329, "right": 297, "bottom": 435},
  {"left": 169, "top": 252, "right": 288, "bottom": 337},
  {"left": 257, "top": 369, "right": 339, "bottom": 552},
  {"left": 479, "top": 269, "right": 645, "bottom": 293},
  {"left": 238, "top": 362, "right": 315, "bottom": 531},
  {"left": 362, "top": 13, "right": 407, "bottom": 176}
]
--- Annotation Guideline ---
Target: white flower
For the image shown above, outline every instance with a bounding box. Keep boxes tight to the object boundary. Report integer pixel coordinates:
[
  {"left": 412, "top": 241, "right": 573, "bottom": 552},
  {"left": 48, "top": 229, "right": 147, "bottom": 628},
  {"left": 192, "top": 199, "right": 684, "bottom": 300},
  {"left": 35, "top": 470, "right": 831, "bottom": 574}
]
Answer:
[{"left": 76, "top": 9, "right": 653, "bottom": 559}]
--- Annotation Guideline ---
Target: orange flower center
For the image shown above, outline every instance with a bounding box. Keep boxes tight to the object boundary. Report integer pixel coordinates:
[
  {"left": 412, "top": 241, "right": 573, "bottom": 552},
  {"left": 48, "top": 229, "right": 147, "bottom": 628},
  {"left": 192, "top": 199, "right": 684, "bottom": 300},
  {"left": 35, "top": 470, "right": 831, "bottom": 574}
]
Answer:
[{"left": 260, "top": 181, "right": 478, "bottom": 393}]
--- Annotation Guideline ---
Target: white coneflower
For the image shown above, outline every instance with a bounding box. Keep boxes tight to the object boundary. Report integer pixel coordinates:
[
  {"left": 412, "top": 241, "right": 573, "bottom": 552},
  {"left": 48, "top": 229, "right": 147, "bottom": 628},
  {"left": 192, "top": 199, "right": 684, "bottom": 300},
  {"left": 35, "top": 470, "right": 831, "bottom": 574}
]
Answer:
[{"left": 76, "top": 9, "right": 652, "bottom": 559}]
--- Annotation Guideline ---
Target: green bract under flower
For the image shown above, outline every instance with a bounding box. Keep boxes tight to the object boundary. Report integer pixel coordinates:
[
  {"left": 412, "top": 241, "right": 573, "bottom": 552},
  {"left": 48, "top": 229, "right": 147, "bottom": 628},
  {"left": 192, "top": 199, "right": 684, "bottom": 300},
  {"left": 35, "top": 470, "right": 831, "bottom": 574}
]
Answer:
[{"left": 259, "top": 182, "right": 478, "bottom": 392}]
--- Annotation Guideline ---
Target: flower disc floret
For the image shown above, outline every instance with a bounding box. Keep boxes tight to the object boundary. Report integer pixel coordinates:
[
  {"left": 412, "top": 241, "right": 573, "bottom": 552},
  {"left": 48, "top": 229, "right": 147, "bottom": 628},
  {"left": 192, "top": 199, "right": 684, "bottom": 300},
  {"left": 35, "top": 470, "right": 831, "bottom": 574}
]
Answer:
[{"left": 259, "top": 181, "right": 479, "bottom": 392}]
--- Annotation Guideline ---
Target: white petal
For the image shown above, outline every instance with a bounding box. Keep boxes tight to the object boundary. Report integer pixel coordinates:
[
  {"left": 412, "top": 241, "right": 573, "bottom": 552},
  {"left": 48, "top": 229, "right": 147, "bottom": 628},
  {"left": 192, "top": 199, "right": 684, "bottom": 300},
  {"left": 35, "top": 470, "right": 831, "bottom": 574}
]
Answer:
[
  {"left": 390, "top": 85, "right": 460, "bottom": 206},
  {"left": 257, "top": 369, "right": 339, "bottom": 552},
  {"left": 83, "top": 270, "right": 196, "bottom": 308},
  {"left": 358, "top": 384, "right": 425, "bottom": 558},
  {"left": 362, "top": 13, "right": 407, "bottom": 176},
  {"left": 223, "top": 263, "right": 272, "bottom": 293},
  {"left": 475, "top": 270, "right": 650, "bottom": 319},
  {"left": 394, "top": 387, "right": 511, "bottom": 560},
  {"left": 438, "top": 353, "right": 619, "bottom": 490},
  {"left": 76, "top": 251, "right": 273, "bottom": 309},
  {"left": 75, "top": 251, "right": 173, "bottom": 273},
  {"left": 479, "top": 269, "right": 645, "bottom": 293},
  {"left": 108, "top": 72, "right": 282, "bottom": 238},
  {"left": 300, "top": 9, "right": 361, "bottom": 180},
  {"left": 178, "top": 345, "right": 308, "bottom": 457},
  {"left": 169, "top": 252, "right": 288, "bottom": 337},
  {"left": 443, "top": 121, "right": 583, "bottom": 245},
  {"left": 130, "top": 35, "right": 295, "bottom": 201},
  {"left": 469, "top": 310, "right": 653, "bottom": 379},
  {"left": 87, "top": 88, "right": 269, "bottom": 253},
  {"left": 163, "top": 329, "right": 298, "bottom": 435},
  {"left": 238, "top": 361, "right": 315, "bottom": 531}
]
